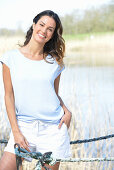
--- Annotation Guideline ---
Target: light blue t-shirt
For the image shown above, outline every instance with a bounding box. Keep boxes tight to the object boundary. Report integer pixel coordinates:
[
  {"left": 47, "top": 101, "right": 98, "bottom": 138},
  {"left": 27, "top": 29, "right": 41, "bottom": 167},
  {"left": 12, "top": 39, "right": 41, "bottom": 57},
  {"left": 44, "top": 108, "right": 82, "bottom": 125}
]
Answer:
[{"left": 0, "top": 49, "right": 65, "bottom": 123}]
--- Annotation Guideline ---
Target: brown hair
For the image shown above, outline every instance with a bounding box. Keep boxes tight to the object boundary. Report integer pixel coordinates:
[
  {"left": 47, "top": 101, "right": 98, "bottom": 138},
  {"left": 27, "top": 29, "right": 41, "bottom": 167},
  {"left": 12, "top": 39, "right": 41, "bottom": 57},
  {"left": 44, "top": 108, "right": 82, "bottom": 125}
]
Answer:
[{"left": 21, "top": 10, "right": 65, "bottom": 68}]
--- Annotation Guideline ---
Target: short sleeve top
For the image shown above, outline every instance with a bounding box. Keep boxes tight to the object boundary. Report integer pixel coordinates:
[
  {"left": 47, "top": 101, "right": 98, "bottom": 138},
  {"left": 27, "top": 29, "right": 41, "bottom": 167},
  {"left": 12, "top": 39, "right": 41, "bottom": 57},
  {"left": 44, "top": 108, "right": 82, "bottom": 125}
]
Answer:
[{"left": 0, "top": 49, "right": 65, "bottom": 123}]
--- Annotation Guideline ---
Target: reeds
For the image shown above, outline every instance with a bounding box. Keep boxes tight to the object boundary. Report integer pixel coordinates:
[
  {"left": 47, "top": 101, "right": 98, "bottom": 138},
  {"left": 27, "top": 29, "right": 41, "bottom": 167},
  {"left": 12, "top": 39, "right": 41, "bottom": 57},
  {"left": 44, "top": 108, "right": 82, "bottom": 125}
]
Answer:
[
  {"left": 0, "top": 33, "right": 114, "bottom": 67},
  {"left": 0, "top": 35, "right": 113, "bottom": 169},
  {"left": 65, "top": 33, "right": 114, "bottom": 67},
  {"left": 0, "top": 73, "right": 113, "bottom": 169},
  {"left": 0, "top": 106, "right": 113, "bottom": 169}
]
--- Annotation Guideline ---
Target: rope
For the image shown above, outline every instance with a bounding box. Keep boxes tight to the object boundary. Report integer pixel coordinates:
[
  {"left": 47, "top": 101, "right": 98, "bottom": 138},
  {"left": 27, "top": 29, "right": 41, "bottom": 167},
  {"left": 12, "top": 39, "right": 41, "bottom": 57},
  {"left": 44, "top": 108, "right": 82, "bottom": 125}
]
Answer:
[
  {"left": 14, "top": 146, "right": 114, "bottom": 162},
  {"left": 0, "top": 134, "right": 114, "bottom": 169},
  {"left": 70, "top": 134, "right": 114, "bottom": 144},
  {"left": 0, "top": 139, "right": 8, "bottom": 144},
  {"left": 14, "top": 143, "right": 54, "bottom": 170},
  {"left": 14, "top": 144, "right": 114, "bottom": 170},
  {"left": 56, "top": 157, "right": 114, "bottom": 162},
  {"left": 0, "top": 133, "right": 114, "bottom": 145}
]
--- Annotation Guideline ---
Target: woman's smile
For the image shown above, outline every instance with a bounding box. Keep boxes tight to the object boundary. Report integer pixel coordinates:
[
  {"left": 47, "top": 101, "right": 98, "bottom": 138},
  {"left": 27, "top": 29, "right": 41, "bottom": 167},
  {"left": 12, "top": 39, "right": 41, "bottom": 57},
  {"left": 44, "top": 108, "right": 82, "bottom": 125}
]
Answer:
[{"left": 38, "top": 33, "right": 46, "bottom": 39}]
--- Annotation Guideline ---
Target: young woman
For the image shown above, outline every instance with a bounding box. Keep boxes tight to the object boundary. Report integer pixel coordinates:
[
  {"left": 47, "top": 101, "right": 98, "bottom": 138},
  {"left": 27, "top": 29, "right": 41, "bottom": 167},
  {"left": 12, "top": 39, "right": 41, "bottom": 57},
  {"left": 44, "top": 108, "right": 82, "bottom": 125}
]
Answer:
[{"left": 0, "top": 10, "right": 72, "bottom": 170}]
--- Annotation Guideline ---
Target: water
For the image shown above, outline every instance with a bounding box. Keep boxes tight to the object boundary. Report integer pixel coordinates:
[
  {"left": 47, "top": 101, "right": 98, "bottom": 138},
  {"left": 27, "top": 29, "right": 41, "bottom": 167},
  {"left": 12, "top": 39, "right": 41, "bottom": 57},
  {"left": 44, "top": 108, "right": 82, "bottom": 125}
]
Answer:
[
  {"left": 59, "top": 65, "right": 114, "bottom": 162},
  {"left": 0, "top": 64, "right": 114, "bottom": 164},
  {"left": 0, "top": 64, "right": 114, "bottom": 131},
  {"left": 59, "top": 66, "right": 114, "bottom": 135}
]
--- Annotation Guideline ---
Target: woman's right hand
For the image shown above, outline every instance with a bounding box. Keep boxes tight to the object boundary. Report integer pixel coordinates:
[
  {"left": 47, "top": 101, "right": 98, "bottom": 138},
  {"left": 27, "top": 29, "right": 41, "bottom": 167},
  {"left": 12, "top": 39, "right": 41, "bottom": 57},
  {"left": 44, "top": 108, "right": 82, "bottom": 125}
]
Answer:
[{"left": 13, "top": 131, "right": 30, "bottom": 152}]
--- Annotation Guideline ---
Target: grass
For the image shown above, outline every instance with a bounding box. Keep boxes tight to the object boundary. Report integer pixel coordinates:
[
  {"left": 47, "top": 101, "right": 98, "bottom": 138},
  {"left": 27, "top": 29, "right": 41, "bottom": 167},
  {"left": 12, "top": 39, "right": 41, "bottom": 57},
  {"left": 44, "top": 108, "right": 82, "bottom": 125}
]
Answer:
[
  {"left": 0, "top": 106, "right": 113, "bottom": 170},
  {"left": 0, "top": 66, "right": 114, "bottom": 169},
  {"left": 0, "top": 33, "right": 114, "bottom": 67},
  {"left": 63, "top": 31, "right": 114, "bottom": 41},
  {"left": 0, "top": 35, "right": 24, "bottom": 56},
  {"left": 63, "top": 33, "right": 91, "bottom": 41},
  {"left": 0, "top": 33, "right": 114, "bottom": 169},
  {"left": 64, "top": 33, "right": 114, "bottom": 67}
]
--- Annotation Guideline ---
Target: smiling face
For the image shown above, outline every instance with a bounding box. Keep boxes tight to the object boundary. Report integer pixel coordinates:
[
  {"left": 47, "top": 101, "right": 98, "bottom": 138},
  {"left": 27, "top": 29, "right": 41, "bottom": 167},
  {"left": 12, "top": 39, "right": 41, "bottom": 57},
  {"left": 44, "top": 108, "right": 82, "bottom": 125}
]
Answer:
[{"left": 32, "top": 15, "right": 56, "bottom": 45}]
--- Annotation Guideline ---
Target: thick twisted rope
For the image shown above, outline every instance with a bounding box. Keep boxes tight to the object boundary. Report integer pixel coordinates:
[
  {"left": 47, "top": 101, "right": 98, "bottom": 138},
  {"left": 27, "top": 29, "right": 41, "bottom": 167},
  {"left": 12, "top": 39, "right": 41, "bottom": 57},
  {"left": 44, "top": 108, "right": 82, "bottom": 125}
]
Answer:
[
  {"left": 70, "top": 134, "right": 114, "bottom": 144},
  {"left": 1, "top": 134, "right": 114, "bottom": 169},
  {"left": 0, "top": 139, "right": 8, "bottom": 144},
  {"left": 14, "top": 143, "right": 54, "bottom": 170},
  {"left": 0, "top": 133, "right": 114, "bottom": 145},
  {"left": 56, "top": 157, "right": 114, "bottom": 162},
  {"left": 14, "top": 143, "right": 114, "bottom": 170},
  {"left": 14, "top": 146, "right": 114, "bottom": 162}
]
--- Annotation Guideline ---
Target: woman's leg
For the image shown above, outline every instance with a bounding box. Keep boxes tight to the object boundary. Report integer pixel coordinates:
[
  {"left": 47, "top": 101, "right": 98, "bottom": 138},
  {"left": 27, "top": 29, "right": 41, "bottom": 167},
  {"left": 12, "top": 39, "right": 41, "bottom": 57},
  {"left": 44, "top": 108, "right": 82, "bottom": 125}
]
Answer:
[
  {"left": 42, "top": 162, "right": 60, "bottom": 170},
  {"left": 0, "top": 151, "right": 17, "bottom": 170}
]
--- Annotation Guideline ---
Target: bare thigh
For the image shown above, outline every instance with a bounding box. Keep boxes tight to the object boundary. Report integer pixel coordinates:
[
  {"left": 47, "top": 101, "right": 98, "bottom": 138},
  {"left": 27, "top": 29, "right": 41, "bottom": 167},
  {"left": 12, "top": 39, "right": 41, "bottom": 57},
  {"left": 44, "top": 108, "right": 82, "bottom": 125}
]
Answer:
[
  {"left": 42, "top": 162, "right": 60, "bottom": 170},
  {"left": 0, "top": 151, "right": 59, "bottom": 170},
  {"left": 0, "top": 151, "right": 17, "bottom": 170}
]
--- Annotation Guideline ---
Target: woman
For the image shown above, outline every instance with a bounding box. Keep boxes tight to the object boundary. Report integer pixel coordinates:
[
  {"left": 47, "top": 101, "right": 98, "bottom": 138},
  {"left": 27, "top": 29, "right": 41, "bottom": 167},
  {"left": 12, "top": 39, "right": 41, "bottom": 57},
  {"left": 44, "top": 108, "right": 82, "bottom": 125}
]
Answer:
[{"left": 0, "top": 10, "right": 72, "bottom": 170}]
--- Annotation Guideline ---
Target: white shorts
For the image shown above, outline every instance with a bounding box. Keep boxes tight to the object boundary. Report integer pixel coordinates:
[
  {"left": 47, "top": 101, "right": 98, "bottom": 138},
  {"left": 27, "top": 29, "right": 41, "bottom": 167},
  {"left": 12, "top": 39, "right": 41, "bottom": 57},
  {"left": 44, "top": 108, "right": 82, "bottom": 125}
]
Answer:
[{"left": 4, "top": 120, "right": 71, "bottom": 160}]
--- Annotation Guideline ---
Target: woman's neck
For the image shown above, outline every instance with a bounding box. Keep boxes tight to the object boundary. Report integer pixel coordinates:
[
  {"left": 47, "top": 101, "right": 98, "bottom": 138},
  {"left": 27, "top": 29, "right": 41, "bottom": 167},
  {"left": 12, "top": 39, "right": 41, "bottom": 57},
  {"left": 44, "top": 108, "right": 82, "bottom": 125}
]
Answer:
[{"left": 20, "top": 41, "right": 45, "bottom": 60}]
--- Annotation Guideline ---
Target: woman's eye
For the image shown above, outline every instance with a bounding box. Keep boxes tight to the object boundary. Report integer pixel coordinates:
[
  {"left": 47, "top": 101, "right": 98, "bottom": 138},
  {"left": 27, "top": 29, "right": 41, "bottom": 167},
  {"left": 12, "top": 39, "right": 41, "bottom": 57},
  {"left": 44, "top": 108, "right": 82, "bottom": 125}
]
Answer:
[
  {"left": 49, "top": 29, "right": 53, "bottom": 32},
  {"left": 40, "top": 24, "right": 44, "bottom": 26}
]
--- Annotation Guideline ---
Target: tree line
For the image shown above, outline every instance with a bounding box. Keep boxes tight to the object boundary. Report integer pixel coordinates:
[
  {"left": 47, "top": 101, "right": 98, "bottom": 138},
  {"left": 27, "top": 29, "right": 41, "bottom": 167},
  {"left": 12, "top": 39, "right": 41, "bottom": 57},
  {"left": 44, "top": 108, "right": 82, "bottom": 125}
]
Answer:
[
  {"left": 0, "top": 1, "right": 114, "bottom": 36},
  {"left": 61, "top": 1, "right": 114, "bottom": 34}
]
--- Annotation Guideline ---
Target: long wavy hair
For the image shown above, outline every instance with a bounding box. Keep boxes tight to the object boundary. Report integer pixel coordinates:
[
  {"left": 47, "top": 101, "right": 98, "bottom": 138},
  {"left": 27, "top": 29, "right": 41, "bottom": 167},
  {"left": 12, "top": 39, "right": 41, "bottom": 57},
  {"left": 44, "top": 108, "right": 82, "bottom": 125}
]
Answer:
[{"left": 21, "top": 10, "right": 65, "bottom": 68}]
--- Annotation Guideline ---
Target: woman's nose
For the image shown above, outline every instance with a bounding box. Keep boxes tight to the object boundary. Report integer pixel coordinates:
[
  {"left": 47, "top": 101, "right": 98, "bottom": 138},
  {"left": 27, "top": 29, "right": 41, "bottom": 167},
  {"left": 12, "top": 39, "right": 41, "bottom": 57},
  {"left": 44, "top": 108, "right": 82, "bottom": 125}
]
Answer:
[{"left": 42, "top": 27, "right": 47, "bottom": 34}]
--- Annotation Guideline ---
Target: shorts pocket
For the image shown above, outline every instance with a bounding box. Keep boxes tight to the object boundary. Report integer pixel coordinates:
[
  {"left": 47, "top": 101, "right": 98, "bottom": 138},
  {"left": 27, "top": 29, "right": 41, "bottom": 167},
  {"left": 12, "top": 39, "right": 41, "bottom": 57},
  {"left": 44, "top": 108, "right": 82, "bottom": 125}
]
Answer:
[{"left": 63, "top": 122, "right": 68, "bottom": 129}]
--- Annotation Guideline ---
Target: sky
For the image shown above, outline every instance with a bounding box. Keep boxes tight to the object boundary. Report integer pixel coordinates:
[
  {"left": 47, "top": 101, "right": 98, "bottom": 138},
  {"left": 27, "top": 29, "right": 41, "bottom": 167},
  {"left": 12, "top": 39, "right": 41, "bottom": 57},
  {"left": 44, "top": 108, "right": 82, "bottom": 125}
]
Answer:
[{"left": 0, "top": 0, "right": 111, "bottom": 31}]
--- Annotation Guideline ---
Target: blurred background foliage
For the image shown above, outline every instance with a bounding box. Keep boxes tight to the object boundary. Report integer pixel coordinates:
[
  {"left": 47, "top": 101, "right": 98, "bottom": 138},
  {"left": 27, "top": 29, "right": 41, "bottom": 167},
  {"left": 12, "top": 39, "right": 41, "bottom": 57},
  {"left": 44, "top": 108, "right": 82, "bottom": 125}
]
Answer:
[
  {"left": 0, "top": 1, "right": 113, "bottom": 36},
  {"left": 62, "top": 1, "right": 114, "bottom": 35}
]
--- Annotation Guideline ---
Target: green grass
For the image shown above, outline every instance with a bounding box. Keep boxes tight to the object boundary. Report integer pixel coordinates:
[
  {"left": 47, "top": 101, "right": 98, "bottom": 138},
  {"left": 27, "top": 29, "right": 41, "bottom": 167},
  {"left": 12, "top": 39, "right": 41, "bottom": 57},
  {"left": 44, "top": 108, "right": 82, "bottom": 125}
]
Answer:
[
  {"left": 63, "top": 33, "right": 90, "bottom": 41},
  {"left": 63, "top": 31, "right": 114, "bottom": 41}
]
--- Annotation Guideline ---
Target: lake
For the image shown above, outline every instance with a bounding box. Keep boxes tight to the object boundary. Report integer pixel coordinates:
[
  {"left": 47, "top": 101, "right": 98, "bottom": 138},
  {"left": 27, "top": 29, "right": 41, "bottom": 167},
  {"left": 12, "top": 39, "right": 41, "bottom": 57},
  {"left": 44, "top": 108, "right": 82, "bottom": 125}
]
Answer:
[
  {"left": 0, "top": 64, "right": 114, "bottom": 169},
  {"left": 60, "top": 66, "right": 114, "bottom": 136},
  {"left": 0, "top": 65, "right": 114, "bottom": 134}
]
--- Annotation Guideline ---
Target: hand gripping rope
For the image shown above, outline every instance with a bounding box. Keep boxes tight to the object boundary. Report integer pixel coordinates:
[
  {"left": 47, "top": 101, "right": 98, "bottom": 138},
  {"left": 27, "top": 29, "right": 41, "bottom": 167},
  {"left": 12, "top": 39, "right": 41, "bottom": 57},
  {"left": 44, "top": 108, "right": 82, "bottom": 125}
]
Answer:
[
  {"left": 0, "top": 133, "right": 114, "bottom": 170},
  {"left": 14, "top": 142, "right": 114, "bottom": 170}
]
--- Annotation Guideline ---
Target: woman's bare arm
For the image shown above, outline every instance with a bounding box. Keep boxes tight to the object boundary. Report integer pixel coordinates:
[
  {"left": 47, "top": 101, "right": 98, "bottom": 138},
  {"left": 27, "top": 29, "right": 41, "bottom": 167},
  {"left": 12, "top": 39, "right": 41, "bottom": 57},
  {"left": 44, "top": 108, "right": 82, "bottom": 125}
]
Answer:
[
  {"left": 2, "top": 64, "right": 30, "bottom": 151},
  {"left": 2, "top": 64, "right": 20, "bottom": 134},
  {"left": 54, "top": 74, "right": 72, "bottom": 128},
  {"left": 54, "top": 74, "right": 67, "bottom": 109}
]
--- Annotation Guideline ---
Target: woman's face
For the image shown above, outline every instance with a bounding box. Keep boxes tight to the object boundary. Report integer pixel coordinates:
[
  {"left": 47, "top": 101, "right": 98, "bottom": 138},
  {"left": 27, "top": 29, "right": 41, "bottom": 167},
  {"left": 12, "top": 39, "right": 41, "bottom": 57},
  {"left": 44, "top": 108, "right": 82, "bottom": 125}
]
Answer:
[{"left": 32, "top": 15, "right": 56, "bottom": 44}]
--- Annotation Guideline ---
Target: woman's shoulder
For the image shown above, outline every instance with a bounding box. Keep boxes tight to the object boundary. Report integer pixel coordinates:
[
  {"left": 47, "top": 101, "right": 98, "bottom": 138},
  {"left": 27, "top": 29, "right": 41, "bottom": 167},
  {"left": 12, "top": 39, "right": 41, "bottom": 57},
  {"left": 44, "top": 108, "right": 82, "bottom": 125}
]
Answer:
[{"left": 0, "top": 49, "right": 18, "bottom": 68}]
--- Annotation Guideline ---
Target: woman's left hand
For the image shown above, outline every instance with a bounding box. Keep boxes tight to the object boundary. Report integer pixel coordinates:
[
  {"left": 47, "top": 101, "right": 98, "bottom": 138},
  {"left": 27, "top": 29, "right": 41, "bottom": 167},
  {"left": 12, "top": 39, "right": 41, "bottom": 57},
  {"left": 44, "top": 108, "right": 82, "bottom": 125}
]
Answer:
[{"left": 58, "top": 109, "right": 72, "bottom": 129}]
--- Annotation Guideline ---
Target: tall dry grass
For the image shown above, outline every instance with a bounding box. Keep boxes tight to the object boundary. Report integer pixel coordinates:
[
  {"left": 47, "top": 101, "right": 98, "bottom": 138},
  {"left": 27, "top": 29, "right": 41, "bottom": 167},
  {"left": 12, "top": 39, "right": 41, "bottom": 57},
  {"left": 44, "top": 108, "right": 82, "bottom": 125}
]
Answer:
[
  {"left": 65, "top": 33, "right": 114, "bottom": 67},
  {"left": 0, "top": 33, "right": 114, "bottom": 67},
  {"left": 0, "top": 82, "right": 113, "bottom": 169},
  {"left": 0, "top": 36, "right": 24, "bottom": 56},
  {"left": 0, "top": 35, "right": 114, "bottom": 169},
  {"left": 1, "top": 111, "right": 113, "bottom": 170}
]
